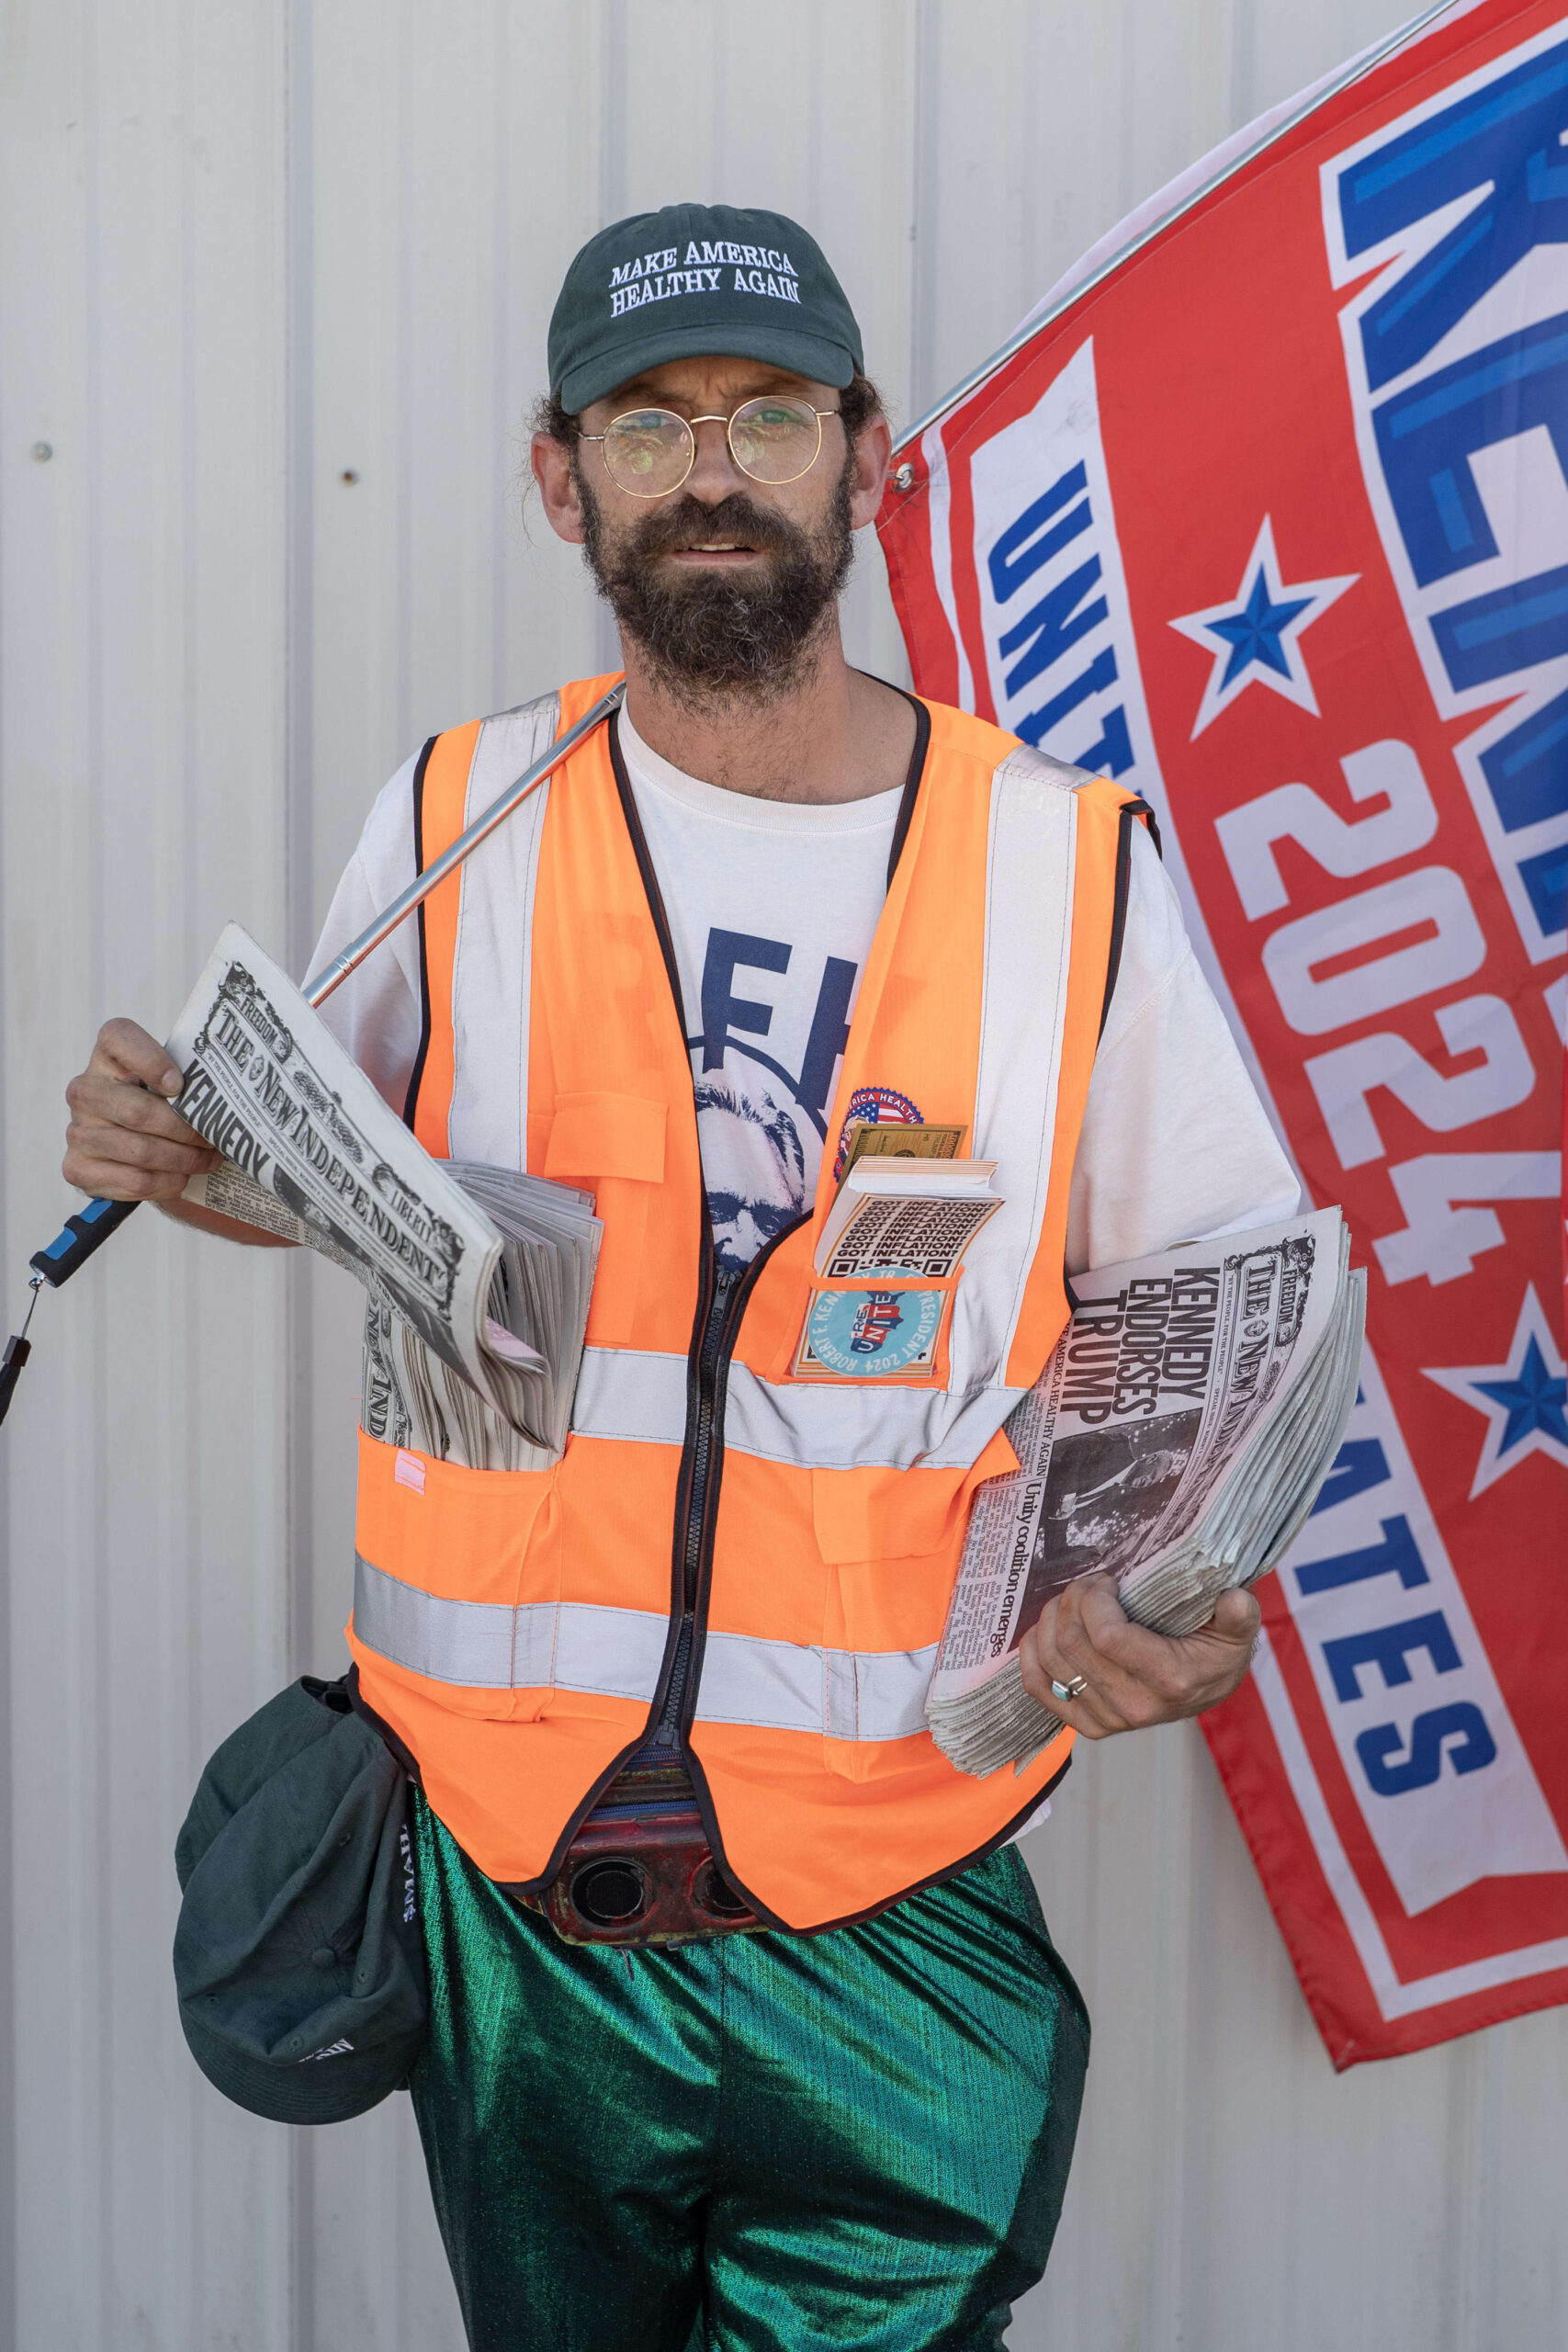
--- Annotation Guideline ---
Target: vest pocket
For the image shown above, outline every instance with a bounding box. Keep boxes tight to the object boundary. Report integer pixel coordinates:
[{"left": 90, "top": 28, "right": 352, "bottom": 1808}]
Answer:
[
  {"left": 811, "top": 1458, "right": 976, "bottom": 1570},
  {"left": 542, "top": 1091, "right": 667, "bottom": 1347},
  {"left": 352, "top": 1430, "right": 563, "bottom": 1722},
  {"left": 812, "top": 1426, "right": 1021, "bottom": 1782},
  {"left": 544, "top": 1091, "right": 667, "bottom": 1183}
]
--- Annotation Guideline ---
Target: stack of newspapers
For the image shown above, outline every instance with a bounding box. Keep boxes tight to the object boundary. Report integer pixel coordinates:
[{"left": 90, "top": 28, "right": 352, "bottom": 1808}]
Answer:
[
  {"left": 359, "top": 1161, "right": 600, "bottom": 1469},
  {"left": 168, "top": 922, "right": 602, "bottom": 1471},
  {"left": 926, "top": 1208, "right": 1365, "bottom": 1777}
]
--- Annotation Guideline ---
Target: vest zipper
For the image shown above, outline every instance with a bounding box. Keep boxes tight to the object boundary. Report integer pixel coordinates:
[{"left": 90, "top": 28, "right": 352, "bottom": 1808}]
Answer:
[
  {"left": 671, "top": 1261, "right": 744, "bottom": 1744},
  {"left": 646, "top": 1257, "right": 734, "bottom": 1747},
  {"left": 649, "top": 1222, "right": 802, "bottom": 1748},
  {"left": 682, "top": 1269, "right": 737, "bottom": 1592}
]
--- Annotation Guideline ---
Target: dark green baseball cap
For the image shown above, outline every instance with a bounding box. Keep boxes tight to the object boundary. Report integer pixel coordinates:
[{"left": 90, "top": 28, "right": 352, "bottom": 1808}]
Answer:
[
  {"left": 549, "top": 202, "right": 863, "bottom": 413},
  {"left": 173, "top": 1675, "right": 426, "bottom": 2126}
]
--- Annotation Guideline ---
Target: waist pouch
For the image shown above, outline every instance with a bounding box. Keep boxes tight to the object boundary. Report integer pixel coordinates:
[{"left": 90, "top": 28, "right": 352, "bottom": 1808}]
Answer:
[
  {"left": 174, "top": 1674, "right": 427, "bottom": 2124},
  {"left": 525, "top": 1758, "right": 763, "bottom": 1946}
]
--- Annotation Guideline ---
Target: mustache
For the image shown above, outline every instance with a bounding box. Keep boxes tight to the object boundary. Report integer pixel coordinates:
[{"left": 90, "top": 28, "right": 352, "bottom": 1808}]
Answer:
[{"left": 622, "top": 492, "right": 806, "bottom": 561}]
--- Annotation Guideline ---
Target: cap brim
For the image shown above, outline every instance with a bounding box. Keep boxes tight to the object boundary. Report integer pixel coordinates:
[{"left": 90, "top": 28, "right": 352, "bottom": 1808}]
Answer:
[
  {"left": 179, "top": 2006, "right": 423, "bottom": 2127},
  {"left": 559, "top": 319, "right": 856, "bottom": 413}
]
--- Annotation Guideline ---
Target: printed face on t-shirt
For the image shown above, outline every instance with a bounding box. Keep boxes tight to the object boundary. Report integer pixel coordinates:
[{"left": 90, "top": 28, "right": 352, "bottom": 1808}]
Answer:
[{"left": 689, "top": 928, "right": 863, "bottom": 1270}]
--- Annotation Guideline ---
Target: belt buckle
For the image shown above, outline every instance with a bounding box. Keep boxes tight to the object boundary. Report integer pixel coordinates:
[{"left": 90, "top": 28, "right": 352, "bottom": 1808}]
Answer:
[{"left": 536, "top": 1761, "right": 762, "bottom": 1947}]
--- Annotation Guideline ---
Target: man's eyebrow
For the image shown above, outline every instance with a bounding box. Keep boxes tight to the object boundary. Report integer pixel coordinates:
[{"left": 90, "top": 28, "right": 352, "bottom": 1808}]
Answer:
[{"left": 604, "top": 372, "right": 810, "bottom": 412}]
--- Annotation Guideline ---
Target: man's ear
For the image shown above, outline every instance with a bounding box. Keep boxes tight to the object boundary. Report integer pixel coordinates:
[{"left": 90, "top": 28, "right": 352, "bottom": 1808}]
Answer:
[
  {"left": 846, "top": 410, "right": 893, "bottom": 533},
  {"left": 531, "top": 434, "right": 587, "bottom": 547}
]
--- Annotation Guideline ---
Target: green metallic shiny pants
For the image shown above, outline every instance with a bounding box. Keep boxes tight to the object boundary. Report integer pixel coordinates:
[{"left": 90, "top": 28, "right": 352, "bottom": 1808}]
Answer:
[{"left": 409, "top": 1794, "right": 1089, "bottom": 2351}]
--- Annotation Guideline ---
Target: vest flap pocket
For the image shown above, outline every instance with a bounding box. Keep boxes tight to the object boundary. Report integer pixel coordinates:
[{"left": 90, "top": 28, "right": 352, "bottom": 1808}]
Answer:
[
  {"left": 543, "top": 1091, "right": 666, "bottom": 1184},
  {"left": 810, "top": 1422, "right": 1021, "bottom": 1566}
]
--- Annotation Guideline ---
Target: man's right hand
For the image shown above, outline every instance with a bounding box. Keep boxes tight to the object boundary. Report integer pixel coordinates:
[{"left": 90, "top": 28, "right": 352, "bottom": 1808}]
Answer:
[{"left": 62, "top": 1019, "right": 220, "bottom": 1203}]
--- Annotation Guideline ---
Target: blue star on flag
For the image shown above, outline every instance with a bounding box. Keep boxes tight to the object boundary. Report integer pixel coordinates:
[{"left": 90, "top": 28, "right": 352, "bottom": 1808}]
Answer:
[
  {"left": 1424, "top": 1284, "right": 1568, "bottom": 1498},
  {"left": 1168, "top": 517, "right": 1357, "bottom": 740}
]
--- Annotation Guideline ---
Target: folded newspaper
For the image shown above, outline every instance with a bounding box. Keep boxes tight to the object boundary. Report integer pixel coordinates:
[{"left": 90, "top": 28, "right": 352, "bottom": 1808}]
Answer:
[
  {"left": 927, "top": 1208, "right": 1365, "bottom": 1777},
  {"left": 166, "top": 922, "right": 601, "bottom": 1470}
]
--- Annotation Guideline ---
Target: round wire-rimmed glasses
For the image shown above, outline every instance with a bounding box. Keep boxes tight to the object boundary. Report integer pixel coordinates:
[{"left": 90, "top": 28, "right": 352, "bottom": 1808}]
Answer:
[{"left": 580, "top": 395, "right": 838, "bottom": 497}]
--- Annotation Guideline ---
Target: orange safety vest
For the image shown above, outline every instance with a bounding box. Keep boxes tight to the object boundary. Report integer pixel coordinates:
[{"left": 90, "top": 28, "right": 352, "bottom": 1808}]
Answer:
[{"left": 348, "top": 673, "right": 1151, "bottom": 1932}]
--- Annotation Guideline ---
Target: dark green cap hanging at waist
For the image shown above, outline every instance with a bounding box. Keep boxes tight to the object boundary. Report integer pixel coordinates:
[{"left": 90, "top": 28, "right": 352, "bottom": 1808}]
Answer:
[
  {"left": 173, "top": 1675, "right": 426, "bottom": 2126},
  {"left": 548, "top": 202, "right": 863, "bottom": 413}
]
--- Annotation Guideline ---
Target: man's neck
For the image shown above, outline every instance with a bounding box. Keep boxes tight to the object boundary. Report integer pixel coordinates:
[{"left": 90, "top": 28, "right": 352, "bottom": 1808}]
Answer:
[{"left": 619, "top": 616, "right": 917, "bottom": 806}]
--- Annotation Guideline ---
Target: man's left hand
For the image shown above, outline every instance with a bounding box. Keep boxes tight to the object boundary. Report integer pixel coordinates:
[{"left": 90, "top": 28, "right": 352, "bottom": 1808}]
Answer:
[{"left": 1018, "top": 1575, "right": 1260, "bottom": 1740}]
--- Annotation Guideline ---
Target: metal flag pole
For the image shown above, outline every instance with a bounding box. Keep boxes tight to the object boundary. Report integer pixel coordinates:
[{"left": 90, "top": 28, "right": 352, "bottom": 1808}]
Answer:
[
  {"left": 303, "top": 681, "right": 624, "bottom": 1007},
  {"left": 0, "top": 683, "right": 626, "bottom": 1422}
]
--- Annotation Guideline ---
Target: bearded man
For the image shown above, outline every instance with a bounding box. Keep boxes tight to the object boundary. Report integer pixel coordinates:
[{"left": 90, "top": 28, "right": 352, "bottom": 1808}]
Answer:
[{"left": 62, "top": 204, "right": 1298, "bottom": 2349}]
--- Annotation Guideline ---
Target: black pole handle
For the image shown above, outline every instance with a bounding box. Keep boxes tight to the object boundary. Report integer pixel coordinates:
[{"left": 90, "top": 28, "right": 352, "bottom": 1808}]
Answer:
[
  {"left": 0, "top": 1331, "right": 31, "bottom": 1425},
  {"left": 29, "top": 1196, "right": 140, "bottom": 1289}
]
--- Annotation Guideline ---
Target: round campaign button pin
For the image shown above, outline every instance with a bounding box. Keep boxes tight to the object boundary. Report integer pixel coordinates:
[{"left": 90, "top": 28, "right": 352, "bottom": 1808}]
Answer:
[
  {"left": 832, "top": 1085, "right": 924, "bottom": 1182},
  {"left": 803, "top": 1287, "right": 942, "bottom": 1376}
]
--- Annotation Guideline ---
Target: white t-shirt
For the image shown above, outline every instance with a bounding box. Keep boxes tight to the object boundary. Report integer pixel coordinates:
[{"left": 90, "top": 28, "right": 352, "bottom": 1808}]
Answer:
[{"left": 310, "top": 715, "right": 1299, "bottom": 1272}]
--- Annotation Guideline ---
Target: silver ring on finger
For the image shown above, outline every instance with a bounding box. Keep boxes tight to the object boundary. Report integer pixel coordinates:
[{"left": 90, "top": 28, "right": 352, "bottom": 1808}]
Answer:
[{"left": 1050, "top": 1674, "right": 1089, "bottom": 1702}]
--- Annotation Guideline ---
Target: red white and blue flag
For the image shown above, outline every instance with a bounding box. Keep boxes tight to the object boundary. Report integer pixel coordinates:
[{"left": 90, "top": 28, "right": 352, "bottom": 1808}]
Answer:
[{"left": 879, "top": 0, "right": 1568, "bottom": 2065}]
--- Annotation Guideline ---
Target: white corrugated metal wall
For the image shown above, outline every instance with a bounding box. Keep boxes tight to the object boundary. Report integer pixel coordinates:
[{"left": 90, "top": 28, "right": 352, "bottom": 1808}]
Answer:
[{"left": 2, "top": 5, "right": 1564, "bottom": 2346}]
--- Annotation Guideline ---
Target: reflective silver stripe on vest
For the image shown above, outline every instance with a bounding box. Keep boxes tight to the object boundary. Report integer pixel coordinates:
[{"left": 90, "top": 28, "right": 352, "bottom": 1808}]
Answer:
[
  {"left": 723, "top": 1363, "right": 1021, "bottom": 1473},
  {"left": 354, "top": 1554, "right": 665, "bottom": 1698},
  {"left": 446, "top": 693, "right": 560, "bottom": 1169},
  {"left": 948, "top": 751, "right": 1077, "bottom": 1393},
  {"left": 354, "top": 1556, "right": 933, "bottom": 1739},
  {"left": 570, "top": 1346, "right": 689, "bottom": 1445},
  {"left": 694, "top": 1629, "right": 937, "bottom": 1741},
  {"left": 570, "top": 1350, "right": 1025, "bottom": 1469}
]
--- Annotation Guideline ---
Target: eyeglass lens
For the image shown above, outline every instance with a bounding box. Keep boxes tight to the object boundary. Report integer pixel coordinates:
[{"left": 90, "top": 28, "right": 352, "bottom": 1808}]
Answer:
[{"left": 600, "top": 397, "right": 824, "bottom": 495}]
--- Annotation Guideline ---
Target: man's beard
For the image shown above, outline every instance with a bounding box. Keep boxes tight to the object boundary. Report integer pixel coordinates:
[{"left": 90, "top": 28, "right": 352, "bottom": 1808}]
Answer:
[{"left": 573, "top": 454, "right": 855, "bottom": 705}]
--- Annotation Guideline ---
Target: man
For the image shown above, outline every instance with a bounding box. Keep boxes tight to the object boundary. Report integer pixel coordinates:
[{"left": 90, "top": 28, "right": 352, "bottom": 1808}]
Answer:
[{"left": 63, "top": 204, "right": 1297, "bottom": 2348}]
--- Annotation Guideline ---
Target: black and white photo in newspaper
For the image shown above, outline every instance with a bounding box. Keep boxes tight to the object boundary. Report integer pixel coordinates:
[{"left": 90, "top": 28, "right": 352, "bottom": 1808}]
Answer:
[{"left": 930, "top": 1209, "right": 1349, "bottom": 1706}]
